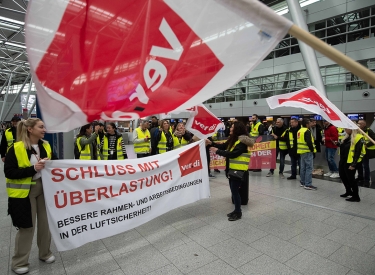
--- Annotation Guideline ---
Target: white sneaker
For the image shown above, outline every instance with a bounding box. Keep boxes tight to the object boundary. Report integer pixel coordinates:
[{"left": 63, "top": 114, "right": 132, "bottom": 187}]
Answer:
[
  {"left": 12, "top": 267, "right": 29, "bottom": 274},
  {"left": 330, "top": 172, "right": 340, "bottom": 179},
  {"left": 324, "top": 172, "right": 333, "bottom": 177},
  {"left": 43, "top": 255, "right": 55, "bottom": 264}
]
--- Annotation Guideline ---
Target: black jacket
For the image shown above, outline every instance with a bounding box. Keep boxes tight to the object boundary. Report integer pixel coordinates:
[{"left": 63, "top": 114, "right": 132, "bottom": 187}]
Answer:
[
  {"left": 287, "top": 124, "right": 301, "bottom": 156},
  {"left": 212, "top": 135, "right": 254, "bottom": 172},
  {"left": 4, "top": 140, "right": 58, "bottom": 180},
  {"left": 303, "top": 129, "right": 315, "bottom": 153},
  {"left": 339, "top": 135, "right": 364, "bottom": 167},
  {"left": 271, "top": 125, "right": 287, "bottom": 148}
]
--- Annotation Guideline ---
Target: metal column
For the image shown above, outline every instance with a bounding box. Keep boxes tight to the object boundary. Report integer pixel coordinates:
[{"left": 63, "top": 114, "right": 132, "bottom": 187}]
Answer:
[{"left": 286, "top": 0, "right": 327, "bottom": 97}]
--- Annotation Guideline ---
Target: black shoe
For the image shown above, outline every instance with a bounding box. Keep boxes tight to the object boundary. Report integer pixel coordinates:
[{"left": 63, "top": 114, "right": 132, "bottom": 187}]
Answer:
[
  {"left": 253, "top": 169, "right": 262, "bottom": 172},
  {"left": 346, "top": 197, "right": 361, "bottom": 202},
  {"left": 214, "top": 169, "right": 220, "bottom": 173},
  {"left": 227, "top": 211, "right": 235, "bottom": 217},
  {"left": 228, "top": 212, "right": 242, "bottom": 221},
  {"left": 287, "top": 176, "right": 296, "bottom": 180},
  {"left": 340, "top": 192, "right": 352, "bottom": 198}
]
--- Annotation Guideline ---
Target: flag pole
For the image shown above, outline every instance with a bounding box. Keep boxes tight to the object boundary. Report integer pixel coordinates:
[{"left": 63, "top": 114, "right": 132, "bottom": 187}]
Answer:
[
  {"left": 357, "top": 128, "right": 375, "bottom": 146},
  {"left": 288, "top": 25, "right": 375, "bottom": 87}
]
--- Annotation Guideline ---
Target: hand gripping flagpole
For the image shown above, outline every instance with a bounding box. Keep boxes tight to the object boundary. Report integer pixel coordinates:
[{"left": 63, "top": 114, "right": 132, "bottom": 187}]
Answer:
[{"left": 288, "top": 24, "right": 375, "bottom": 88}]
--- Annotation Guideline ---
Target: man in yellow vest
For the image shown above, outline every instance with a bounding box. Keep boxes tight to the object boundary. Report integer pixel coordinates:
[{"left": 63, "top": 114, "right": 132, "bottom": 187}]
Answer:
[
  {"left": 250, "top": 114, "right": 265, "bottom": 172},
  {"left": 356, "top": 120, "right": 375, "bottom": 184},
  {"left": 0, "top": 116, "right": 21, "bottom": 162},
  {"left": 269, "top": 118, "right": 288, "bottom": 178},
  {"left": 297, "top": 119, "right": 317, "bottom": 190},
  {"left": 287, "top": 117, "right": 301, "bottom": 180},
  {"left": 133, "top": 120, "right": 151, "bottom": 158}
]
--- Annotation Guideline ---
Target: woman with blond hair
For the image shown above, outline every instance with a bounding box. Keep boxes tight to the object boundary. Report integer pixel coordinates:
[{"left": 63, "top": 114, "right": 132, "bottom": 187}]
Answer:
[
  {"left": 336, "top": 128, "right": 366, "bottom": 202},
  {"left": 4, "top": 118, "right": 58, "bottom": 274}
]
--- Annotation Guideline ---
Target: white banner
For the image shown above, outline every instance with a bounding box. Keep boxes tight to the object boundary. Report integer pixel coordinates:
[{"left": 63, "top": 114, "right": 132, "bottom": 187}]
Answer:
[{"left": 41, "top": 140, "right": 209, "bottom": 251}]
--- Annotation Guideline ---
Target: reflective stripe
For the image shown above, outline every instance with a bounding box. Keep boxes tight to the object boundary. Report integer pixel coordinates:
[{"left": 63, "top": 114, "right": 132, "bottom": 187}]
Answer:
[
  {"left": 6, "top": 183, "right": 33, "bottom": 189},
  {"left": 228, "top": 140, "right": 250, "bottom": 170},
  {"left": 347, "top": 134, "right": 366, "bottom": 163}
]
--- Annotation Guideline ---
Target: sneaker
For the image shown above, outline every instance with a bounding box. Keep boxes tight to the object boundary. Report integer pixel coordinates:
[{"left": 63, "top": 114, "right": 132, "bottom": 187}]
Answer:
[
  {"left": 304, "top": 185, "right": 317, "bottom": 190},
  {"left": 279, "top": 173, "right": 285, "bottom": 179},
  {"left": 42, "top": 255, "right": 55, "bottom": 264},
  {"left": 228, "top": 212, "right": 242, "bottom": 221},
  {"left": 340, "top": 192, "right": 352, "bottom": 198},
  {"left": 287, "top": 176, "right": 296, "bottom": 180},
  {"left": 214, "top": 169, "right": 220, "bottom": 173},
  {"left": 12, "top": 267, "right": 29, "bottom": 274},
  {"left": 266, "top": 172, "right": 273, "bottom": 177},
  {"left": 330, "top": 173, "right": 340, "bottom": 179},
  {"left": 209, "top": 174, "right": 216, "bottom": 179},
  {"left": 324, "top": 172, "right": 333, "bottom": 177},
  {"left": 346, "top": 196, "right": 360, "bottom": 202},
  {"left": 227, "top": 211, "right": 235, "bottom": 217},
  {"left": 300, "top": 183, "right": 304, "bottom": 187}
]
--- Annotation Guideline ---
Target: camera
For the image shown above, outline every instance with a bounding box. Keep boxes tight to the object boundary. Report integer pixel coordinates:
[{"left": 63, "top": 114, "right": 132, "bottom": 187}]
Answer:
[{"left": 362, "top": 91, "right": 370, "bottom": 98}]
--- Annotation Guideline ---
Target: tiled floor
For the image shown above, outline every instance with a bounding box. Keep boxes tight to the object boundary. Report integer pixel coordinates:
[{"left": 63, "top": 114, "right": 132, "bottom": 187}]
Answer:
[{"left": 2, "top": 164, "right": 375, "bottom": 275}]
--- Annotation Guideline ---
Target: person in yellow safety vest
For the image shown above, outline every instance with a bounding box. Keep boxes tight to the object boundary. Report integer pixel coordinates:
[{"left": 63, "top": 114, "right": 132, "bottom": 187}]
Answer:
[
  {"left": 157, "top": 120, "right": 174, "bottom": 154},
  {"left": 99, "top": 122, "right": 126, "bottom": 160},
  {"left": 336, "top": 128, "right": 366, "bottom": 202},
  {"left": 173, "top": 122, "right": 192, "bottom": 149},
  {"left": 76, "top": 123, "right": 99, "bottom": 160},
  {"left": 297, "top": 119, "right": 317, "bottom": 190},
  {"left": 132, "top": 120, "right": 151, "bottom": 158},
  {"left": 356, "top": 120, "right": 375, "bottom": 184},
  {"left": 209, "top": 121, "right": 254, "bottom": 221},
  {"left": 269, "top": 118, "right": 288, "bottom": 178},
  {"left": 287, "top": 117, "right": 301, "bottom": 180},
  {"left": 4, "top": 118, "right": 58, "bottom": 274},
  {"left": 250, "top": 114, "right": 265, "bottom": 172},
  {"left": 0, "top": 116, "right": 21, "bottom": 162},
  {"left": 337, "top": 127, "right": 346, "bottom": 141}
]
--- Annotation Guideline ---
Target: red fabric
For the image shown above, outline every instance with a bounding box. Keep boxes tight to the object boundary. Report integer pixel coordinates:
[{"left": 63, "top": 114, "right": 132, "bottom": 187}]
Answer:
[{"left": 324, "top": 124, "right": 338, "bottom": 148}]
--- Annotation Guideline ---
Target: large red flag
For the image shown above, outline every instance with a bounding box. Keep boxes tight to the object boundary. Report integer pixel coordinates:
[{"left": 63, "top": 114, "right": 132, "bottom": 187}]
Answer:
[
  {"left": 26, "top": 0, "right": 292, "bottom": 132},
  {"left": 266, "top": 86, "right": 358, "bottom": 129}
]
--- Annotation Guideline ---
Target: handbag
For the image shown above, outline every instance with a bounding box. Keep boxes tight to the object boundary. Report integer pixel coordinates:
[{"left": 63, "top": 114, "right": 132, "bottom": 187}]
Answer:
[{"left": 228, "top": 169, "right": 245, "bottom": 180}]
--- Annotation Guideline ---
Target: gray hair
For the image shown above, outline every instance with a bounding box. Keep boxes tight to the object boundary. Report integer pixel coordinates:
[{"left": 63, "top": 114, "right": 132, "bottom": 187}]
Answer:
[{"left": 276, "top": 118, "right": 284, "bottom": 123}]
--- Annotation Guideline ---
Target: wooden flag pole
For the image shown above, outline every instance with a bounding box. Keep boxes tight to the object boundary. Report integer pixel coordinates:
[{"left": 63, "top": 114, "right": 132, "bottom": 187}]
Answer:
[
  {"left": 288, "top": 24, "right": 375, "bottom": 88},
  {"left": 357, "top": 128, "right": 375, "bottom": 146}
]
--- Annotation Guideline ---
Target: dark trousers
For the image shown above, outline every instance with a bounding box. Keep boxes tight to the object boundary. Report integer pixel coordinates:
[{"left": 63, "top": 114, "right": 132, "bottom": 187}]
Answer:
[
  {"left": 290, "top": 154, "right": 300, "bottom": 177},
  {"left": 229, "top": 178, "right": 242, "bottom": 212},
  {"left": 270, "top": 148, "right": 287, "bottom": 174},
  {"left": 357, "top": 156, "right": 370, "bottom": 182},
  {"left": 206, "top": 146, "right": 211, "bottom": 175},
  {"left": 137, "top": 153, "right": 150, "bottom": 158},
  {"left": 339, "top": 161, "right": 360, "bottom": 197}
]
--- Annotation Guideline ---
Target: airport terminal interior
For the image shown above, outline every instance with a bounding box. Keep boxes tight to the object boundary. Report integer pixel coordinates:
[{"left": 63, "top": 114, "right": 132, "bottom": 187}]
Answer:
[{"left": 1, "top": 0, "right": 375, "bottom": 274}]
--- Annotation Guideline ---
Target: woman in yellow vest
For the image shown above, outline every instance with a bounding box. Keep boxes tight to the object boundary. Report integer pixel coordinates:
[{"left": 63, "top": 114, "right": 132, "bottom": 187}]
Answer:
[
  {"left": 75, "top": 123, "right": 99, "bottom": 160},
  {"left": 173, "top": 122, "right": 192, "bottom": 149},
  {"left": 157, "top": 120, "right": 174, "bottom": 154},
  {"left": 336, "top": 128, "right": 365, "bottom": 202},
  {"left": 4, "top": 118, "right": 58, "bottom": 274},
  {"left": 99, "top": 123, "right": 126, "bottom": 160},
  {"left": 210, "top": 121, "right": 254, "bottom": 221}
]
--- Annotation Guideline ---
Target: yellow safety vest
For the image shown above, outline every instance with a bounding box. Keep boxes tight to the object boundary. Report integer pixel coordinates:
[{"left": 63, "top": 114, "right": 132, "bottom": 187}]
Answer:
[
  {"left": 76, "top": 136, "right": 93, "bottom": 160},
  {"left": 173, "top": 135, "right": 189, "bottom": 149},
  {"left": 279, "top": 129, "right": 288, "bottom": 150},
  {"left": 297, "top": 127, "right": 316, "bottom": 154},
  {"left": 5, "top": 128, "right": 15, "bottom": 147},
  {"left": 134, "top": 128, "right": 150, "bottom": 154},
  {"left": 157, "top": 131, "right": 170, "bottom": 154},
  {"left": 102, "top": 136, "right": 124, "bottom": 160},
  {"left": 289, "top": 131, "right": 294, "bottom": 149},
  {"left": 347, "top": 134, "right": 366, "bottom": 163},
  {"left": 337, "top": 127, "right": 345, "bottom": 141},
  {"left": 228, "top": 140, "right": 250, "bottom": 171},
  {"left": 96, "top": 135, "right": 102, "bottom": 160},
  {"left": 6, "top": 141, "right": 52, "bottom": 198},
  {"left": 250, "top": 122, "right": 262, "bottom": 137},
  {"left": 364, "top": 129, "right": 375, "bottom": 151}
]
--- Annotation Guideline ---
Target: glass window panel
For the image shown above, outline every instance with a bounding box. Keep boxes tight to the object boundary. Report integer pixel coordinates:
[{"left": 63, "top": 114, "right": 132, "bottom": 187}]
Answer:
[
  {"left": 260, "top": 91, "right": 274, "bottom": 98},
  {"left": 247, "top": 93, "right": 260, "bottom": 100}
]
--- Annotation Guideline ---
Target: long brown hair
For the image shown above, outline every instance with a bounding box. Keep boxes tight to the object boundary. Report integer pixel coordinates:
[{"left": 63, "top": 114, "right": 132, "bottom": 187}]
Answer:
[{"left": 226, "top": 121, "right": 248, "bottom": 150}]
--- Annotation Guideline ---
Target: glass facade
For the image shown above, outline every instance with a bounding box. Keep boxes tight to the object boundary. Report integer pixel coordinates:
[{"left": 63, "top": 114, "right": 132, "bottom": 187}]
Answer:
[{"left": 204, "top": 6, "right": 375, "bottom": 104}]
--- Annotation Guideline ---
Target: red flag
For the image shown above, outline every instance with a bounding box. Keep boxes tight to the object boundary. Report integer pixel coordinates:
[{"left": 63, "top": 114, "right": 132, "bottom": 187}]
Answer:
[
  {"left": 185, "top": 105, "right": 223, "bottom": 139},
  {"left": 26, "top": 0, "right": 292, "bottom": 132},
  {"left": 266, "top": 86, "right": 358, "bottom": 129}
]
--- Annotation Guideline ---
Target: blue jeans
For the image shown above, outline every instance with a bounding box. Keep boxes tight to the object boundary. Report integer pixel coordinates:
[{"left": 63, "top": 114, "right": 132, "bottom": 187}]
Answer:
[
  {"left": 300, "top": 152, "right": 313, "bottom": 187},
  {"left": 270, "top": 148, "right": 287, "bottom": 174},
  {"left": 325, "top": 148, "right": 338, "bottom": 172},
  {"left": 229, "top": 178, "right": 242, "bottom": 213},
  {"left": 357, "top": 156, "right": 370, "bottom": 181},
  {"left": 290, "top": 155, "right": 300, "bottom": 177}
]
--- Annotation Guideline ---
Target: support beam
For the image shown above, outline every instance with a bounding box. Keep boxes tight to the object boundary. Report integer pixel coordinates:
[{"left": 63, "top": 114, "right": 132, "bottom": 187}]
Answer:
[
  {"left": 0, "top": 73, "right": 12, "bottom": 122},
  {"left": 28, "top": 99, "right": 36, "bottom": 117},
  {"left": 286, "top": 0, "right": 326, "bottom": 96},
  {"left": 2, "top": 73, "right": 30, "bottom": 121},
  {"left": 24, "top": 76, "right": 33, "bottom": 108}
]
